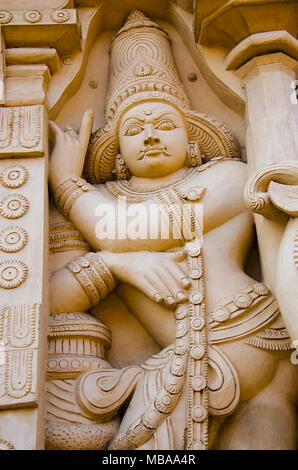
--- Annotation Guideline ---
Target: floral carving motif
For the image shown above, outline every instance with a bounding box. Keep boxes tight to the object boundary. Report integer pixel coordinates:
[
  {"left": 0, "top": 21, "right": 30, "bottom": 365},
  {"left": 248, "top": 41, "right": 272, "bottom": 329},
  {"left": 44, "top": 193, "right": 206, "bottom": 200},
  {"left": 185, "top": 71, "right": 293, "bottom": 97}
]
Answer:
[
  {"left": 0, "top": 10, "right": 12, "bottom": 24},
  {"left": 50, "top": 9, "right": 71, "bottom": 23},
  {"left": 253, "top": 283, "right": 269, "bottom": 296},
  {"left": 0, "top": 226, "right": 28, "bottom": 253},
  {"left": 211, "top": 306, "right": 230, "bottom": 323},
  {"left": 0, "top": 194, "right": 29, "bottom": 219},
  {"left": 234, "top": 293, "right": 252, "bottom": 309},
  {"left": 0, "top": 165, "right": 28, "bottom": 189},
  {"left": 24, "top": 10, "right": 42, "bottom": 23},
  {"left": 0, "top": 259, "right": 28, "bottom": 289}
]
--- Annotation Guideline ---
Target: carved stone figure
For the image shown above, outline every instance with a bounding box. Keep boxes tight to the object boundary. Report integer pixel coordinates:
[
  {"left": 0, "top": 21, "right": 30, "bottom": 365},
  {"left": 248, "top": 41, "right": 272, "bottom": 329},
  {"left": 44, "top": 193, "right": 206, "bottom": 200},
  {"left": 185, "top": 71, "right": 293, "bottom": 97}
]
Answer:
[
  {"left": 45, "top": 10, "right": 298, "bottom": 450},
  {"left": 0, "top": 0, "right": 296, "bottom": 452}
]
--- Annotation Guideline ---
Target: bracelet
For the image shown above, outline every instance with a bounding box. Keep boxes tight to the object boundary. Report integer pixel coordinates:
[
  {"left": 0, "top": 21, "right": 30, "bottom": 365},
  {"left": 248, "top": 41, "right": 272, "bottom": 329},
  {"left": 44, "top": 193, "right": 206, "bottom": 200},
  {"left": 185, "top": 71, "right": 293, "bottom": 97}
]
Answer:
[
  {"left": 66, "top": 259, "right": 101, "bottom": 306},
  {"left": 77, "top": 257, "right": 109, "bottom": 299},
  {"left": 85, "top": 253, "right": 116, "bottom": 291},
  {"left": 54, "top": 177, "right": 96, "bottom": 218},
  {"left": 65, "top": 253, "right": 116, "bottom": 307}
]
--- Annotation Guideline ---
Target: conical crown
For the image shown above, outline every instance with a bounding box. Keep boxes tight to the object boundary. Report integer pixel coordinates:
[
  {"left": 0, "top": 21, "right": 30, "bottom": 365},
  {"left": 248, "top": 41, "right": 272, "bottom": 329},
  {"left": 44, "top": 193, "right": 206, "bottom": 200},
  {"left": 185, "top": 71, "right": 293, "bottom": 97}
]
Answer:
[{"left": 105, "top": 10, "right": 191, "bottom": 127}]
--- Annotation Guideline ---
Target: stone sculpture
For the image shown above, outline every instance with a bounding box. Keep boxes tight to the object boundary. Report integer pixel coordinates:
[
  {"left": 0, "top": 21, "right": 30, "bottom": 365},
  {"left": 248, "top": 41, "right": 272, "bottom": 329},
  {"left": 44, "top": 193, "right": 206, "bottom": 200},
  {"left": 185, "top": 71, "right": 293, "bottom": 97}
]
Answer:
[
  {"left": 0, "top": 1, "right": 296, "bottom": 451},
  {"left": 46, "top": 11, "right": 298, "bottom": 450}
]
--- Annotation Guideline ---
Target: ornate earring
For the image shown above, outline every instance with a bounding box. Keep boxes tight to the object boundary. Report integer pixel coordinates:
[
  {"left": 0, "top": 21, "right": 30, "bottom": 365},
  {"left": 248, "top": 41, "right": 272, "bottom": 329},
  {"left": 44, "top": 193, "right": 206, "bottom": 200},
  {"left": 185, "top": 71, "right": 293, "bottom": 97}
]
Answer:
[
  {"left": 186, "top": 141, "right": 202, "bottom": 167},
  {"left": 114, "top": 154, "right": 131, "bottom": 180}
]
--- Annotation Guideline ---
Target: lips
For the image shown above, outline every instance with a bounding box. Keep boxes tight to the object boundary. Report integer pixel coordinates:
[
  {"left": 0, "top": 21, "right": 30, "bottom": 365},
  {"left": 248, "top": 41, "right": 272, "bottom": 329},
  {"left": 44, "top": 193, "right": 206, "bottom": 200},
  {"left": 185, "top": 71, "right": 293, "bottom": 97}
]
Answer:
[
  {"left": 138, "top": 146, "right": 171, "bottom": 160},
  {"left": 145, "top": 149, "right": 163, "bottom": 156}
]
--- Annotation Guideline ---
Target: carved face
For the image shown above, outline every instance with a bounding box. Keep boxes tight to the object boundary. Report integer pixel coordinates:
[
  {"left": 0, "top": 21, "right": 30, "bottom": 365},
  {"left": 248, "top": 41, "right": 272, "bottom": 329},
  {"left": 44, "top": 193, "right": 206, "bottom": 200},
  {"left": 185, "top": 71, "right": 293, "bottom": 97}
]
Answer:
[{"left": 118, "top": 101, "right": 188, "bottom": 178}]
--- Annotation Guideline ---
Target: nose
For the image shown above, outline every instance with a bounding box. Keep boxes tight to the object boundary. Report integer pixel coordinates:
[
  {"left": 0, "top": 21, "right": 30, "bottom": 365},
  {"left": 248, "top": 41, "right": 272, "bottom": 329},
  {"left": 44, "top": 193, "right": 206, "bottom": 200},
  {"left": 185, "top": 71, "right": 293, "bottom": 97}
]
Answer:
[{"left": 143, "top": 124, "right": 160, "bottom": 146}]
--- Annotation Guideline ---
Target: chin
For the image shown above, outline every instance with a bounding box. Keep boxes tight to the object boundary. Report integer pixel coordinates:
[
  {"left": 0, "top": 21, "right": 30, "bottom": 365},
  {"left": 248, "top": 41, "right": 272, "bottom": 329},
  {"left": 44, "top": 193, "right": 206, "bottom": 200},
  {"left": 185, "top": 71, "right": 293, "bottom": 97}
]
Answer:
[{"left": 140, "top": 158, "right": 181, "bottom": 177}]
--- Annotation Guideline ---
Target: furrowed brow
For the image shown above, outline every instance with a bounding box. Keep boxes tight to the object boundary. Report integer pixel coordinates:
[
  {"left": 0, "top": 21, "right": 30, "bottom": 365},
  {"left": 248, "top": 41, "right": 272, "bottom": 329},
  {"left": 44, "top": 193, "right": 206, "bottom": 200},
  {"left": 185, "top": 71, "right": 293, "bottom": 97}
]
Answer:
[
  {"left": 152, "top": 112, "right": 179, "bottom": 123},
  {"left": 120, "top": 116, "right": 145, "bottom": 131}
]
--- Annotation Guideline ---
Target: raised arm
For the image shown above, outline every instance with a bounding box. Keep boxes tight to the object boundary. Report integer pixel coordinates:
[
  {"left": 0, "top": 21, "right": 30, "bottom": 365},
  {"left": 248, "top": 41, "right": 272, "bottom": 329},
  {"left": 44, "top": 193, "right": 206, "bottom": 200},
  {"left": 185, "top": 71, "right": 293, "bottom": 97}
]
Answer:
[{"left": 49, "top": 111, "right": 116, "bottom": 250}]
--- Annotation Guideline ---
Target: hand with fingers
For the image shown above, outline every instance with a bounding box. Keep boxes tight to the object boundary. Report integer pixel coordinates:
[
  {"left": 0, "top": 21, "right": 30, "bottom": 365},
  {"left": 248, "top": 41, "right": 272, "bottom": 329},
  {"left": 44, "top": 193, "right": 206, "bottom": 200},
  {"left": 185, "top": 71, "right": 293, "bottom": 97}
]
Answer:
[
  {"left": 99, "top": 250, "right": 191, "bottom": 308},
  {"left": 49, "top": 109, "right": 94, "bottom": 192}
]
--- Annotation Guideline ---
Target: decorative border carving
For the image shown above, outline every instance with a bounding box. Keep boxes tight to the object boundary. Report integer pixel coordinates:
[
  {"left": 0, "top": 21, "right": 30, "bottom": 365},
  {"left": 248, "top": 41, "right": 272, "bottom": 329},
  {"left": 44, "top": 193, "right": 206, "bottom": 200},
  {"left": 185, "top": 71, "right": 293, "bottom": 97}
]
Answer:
[
  {"left": 0, "top": 304, "right": 39, "bottom": 407},
  {"left": 0, "top": 304, "right": 38, "bottom": 349},
  {"left": 6, "top": 349, "right": 33, "bottom": 399},
  {"left": 0, "top": 108, "right": 13, "bottom": 148},
  {"left": 0, "top": 106, "right": 43, "bottom": 156},
  {"left": 0, "top": 9, "right": 75, "bottom": 26}
]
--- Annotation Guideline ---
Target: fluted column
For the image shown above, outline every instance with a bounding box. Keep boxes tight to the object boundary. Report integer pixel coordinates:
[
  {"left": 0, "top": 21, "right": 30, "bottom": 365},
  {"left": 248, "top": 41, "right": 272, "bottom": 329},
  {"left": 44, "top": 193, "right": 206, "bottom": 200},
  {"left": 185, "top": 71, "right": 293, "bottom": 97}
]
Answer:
[{"left": 237, "top": 53, "right": 298, "bottom": 290}]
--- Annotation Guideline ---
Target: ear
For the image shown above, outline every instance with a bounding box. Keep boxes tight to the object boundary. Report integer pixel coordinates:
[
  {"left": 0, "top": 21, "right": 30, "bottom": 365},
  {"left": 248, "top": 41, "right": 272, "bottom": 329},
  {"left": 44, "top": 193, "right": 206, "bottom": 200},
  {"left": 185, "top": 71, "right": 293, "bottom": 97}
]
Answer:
[
  {"left": 185, "top": 109, "right": 239, "bottom": 161},
  {"left": 83, "top": 125, "right": 119, "bottom": 184}
]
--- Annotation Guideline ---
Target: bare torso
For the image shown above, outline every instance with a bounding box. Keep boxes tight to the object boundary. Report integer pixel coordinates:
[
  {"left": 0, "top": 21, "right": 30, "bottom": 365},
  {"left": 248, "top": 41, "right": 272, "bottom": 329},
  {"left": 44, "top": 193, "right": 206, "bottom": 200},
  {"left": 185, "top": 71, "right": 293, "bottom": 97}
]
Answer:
[
  {"left": 88, "top": 159, "right": 255, "bottom": 343},
  {"left": 90, "top": 160, "right": 293, "bottom": 409}
]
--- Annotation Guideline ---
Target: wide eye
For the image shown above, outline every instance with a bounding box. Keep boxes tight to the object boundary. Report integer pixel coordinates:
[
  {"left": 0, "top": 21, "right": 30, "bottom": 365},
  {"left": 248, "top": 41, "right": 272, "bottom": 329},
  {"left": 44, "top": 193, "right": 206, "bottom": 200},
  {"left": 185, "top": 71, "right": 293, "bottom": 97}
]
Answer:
[
  {"left": 155, "top": 120, "right": 176, "bottom": 131},
  {"left": 125, "top": 125, "right": 143, "bottom": 136}
]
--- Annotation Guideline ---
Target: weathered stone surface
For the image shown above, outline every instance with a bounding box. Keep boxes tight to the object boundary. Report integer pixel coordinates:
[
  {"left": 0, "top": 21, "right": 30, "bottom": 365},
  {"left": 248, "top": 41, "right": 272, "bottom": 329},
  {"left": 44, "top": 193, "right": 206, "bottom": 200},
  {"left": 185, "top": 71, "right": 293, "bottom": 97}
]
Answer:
[{"left": 0, "top": 0, "right": 297, "bottom": 451}]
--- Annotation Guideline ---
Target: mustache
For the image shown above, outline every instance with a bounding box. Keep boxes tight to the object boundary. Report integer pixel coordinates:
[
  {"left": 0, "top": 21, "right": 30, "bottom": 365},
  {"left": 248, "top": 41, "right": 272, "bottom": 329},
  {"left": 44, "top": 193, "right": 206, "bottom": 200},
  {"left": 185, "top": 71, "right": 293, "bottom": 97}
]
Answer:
[{"left": 137, "top": 146, "right": 171, "bottom": 160}]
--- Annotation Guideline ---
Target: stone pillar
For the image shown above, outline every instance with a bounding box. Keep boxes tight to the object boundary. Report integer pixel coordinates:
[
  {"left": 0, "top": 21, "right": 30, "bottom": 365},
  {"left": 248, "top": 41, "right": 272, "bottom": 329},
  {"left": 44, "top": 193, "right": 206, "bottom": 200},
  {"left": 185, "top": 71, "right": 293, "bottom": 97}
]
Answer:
[
  {"left": 193, "top": 0, "right": 298, "bottom": 293},
  {"left": 237, "top": 53, "right": 298, "bottom": 291},
  {"left": 237, "top": 53, "right": 298, "bottom": 172},
  {"left": 0, "top": 105, "right": 49, "bottom": 451},
  {"left": 0, "top": 22, "right": 48, "bottom": 453},
  {"left": 0, "top": 3, "right": 81, "bottom": 449}
]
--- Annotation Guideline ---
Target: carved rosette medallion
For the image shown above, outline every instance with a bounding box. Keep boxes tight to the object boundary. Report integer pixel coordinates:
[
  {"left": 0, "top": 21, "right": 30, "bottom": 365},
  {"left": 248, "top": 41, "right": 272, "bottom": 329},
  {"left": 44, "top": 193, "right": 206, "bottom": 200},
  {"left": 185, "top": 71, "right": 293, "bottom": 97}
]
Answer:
[
  {"left": 0, "top": 165, "right": 28, "bottom": 189},
  {"left": 0, "top": 10, "right": 13, "bottom": 24},
  {"left": 0, "top": 439, "right": 14, "bottom": 450},
  {"left": 0, "top": 260, "right": 28, "bottom": 289},
  {"left": 24, "top": 10, "right": 42, "bottom": 23},
  {"left": 50, "top": 9, "right": 71, "bottom": 23},
  {"left": 0, "top": 226, "right": 28, "bottom": 253},
  {"left": 0, "top": 194, "right": 29, "bottom": 219}
]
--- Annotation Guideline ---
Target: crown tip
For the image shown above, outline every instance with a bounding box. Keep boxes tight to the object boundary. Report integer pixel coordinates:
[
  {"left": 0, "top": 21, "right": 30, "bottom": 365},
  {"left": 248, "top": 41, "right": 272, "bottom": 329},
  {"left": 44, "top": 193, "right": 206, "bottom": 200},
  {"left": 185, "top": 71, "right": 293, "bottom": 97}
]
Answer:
[{"left": 126, "top": 9, "right": 147, "bottom": 22}]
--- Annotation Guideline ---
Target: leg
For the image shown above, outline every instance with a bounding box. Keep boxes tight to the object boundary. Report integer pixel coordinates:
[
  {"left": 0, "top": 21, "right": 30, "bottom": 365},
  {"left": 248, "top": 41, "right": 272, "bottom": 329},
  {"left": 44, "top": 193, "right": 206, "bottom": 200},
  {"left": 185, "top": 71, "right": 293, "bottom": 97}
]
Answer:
[{"left": 215, "top": 358, "right": 298, "bottom": 450}]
